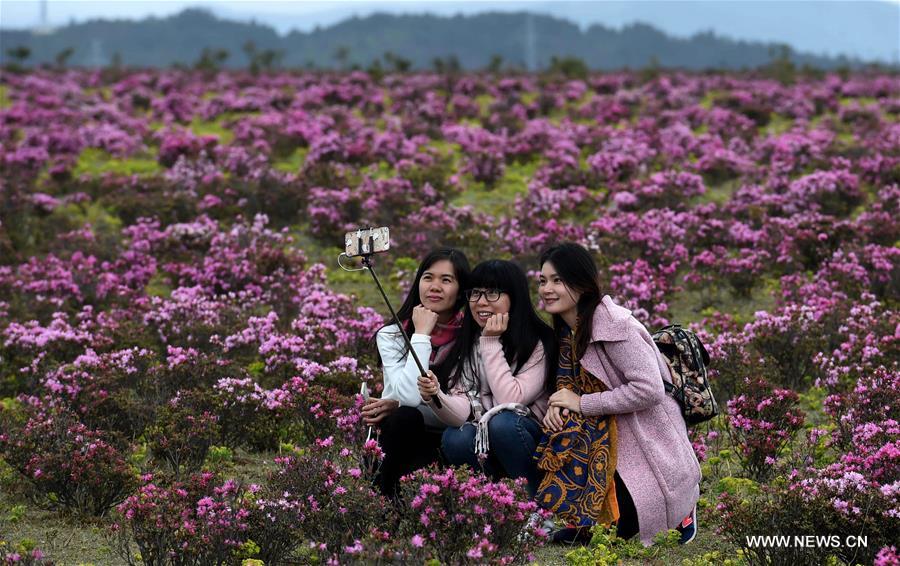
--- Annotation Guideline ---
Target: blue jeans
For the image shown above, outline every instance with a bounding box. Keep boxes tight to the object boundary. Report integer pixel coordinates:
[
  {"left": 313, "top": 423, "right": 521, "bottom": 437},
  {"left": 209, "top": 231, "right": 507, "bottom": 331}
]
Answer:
[{"left": 441, "top": 410, "right": 543, "bottom": 496}]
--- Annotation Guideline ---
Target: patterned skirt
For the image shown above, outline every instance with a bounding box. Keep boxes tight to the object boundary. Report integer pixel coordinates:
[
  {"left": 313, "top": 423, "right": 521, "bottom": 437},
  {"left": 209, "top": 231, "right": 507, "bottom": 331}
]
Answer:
[{"left": 534, "top": 410, "right": 619, "bottom": 528}]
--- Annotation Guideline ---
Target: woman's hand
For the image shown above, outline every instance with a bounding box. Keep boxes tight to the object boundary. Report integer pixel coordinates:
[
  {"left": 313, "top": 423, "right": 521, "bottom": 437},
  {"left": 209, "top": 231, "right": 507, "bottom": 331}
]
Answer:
[
  {"left": 412, "top": 305, "right": 439, "bottom": 336},
  {"left": 482, "top": 313, "right": 509, "bottom": 337},
  {"left": 543, "top": 405, "right": 570, "bottom": 433},
  {"left": 361, "top": 398, "right": 400, "bottom": 426},
  {"left": 549, "top": 388, "right": 582, "bottom": 414},
  {"left": 417, "top": 370, "right": 440, "bottom": 402}
]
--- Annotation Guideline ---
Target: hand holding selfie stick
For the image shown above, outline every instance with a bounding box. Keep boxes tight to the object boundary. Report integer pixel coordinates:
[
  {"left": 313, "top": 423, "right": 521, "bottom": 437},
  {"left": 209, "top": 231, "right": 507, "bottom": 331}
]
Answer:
[{"left": 340, "top": 228, "right": 443, "bottom": 409}]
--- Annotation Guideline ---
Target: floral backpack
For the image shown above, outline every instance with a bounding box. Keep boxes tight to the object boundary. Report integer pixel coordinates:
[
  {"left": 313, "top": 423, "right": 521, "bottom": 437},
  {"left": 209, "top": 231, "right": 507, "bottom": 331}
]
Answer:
[{"left": 652, "top": 324, "right": 719, "bottom": 425}]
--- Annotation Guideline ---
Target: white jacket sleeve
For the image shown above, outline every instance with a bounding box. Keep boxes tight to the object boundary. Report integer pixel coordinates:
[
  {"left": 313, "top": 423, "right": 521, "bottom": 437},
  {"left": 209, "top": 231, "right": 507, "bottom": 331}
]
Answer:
[{"left": 376, "top": 325, "right": 433, "bottom": 407}]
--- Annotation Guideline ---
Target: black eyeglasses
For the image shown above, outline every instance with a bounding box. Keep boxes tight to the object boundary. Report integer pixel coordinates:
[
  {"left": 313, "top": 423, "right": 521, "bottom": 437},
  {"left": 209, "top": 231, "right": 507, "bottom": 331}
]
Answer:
[{"left": 465, "top": 288, "right": 503, "bottom": 302}]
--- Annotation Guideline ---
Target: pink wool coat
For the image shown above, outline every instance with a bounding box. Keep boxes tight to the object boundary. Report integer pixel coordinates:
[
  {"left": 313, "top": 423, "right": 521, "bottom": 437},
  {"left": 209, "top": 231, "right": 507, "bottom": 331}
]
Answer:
[{"left": 577, "top": 296, "right": 701, "bottom": 546}]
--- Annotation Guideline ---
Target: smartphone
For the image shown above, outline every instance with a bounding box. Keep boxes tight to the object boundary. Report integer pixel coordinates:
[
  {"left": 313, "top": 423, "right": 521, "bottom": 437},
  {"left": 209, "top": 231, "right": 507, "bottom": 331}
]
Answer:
[{"left": 345, "top": 227, "right": 390, "bottom": 257}]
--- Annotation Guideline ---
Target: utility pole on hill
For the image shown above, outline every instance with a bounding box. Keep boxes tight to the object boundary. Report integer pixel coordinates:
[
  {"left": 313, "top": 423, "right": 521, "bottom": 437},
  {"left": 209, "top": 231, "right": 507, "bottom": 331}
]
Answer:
[
  {"left": 525, "top": 12, "right": 536, "bottom": 72},
  {"left": 33, "top": 0, "right": 55, "bottom": 35}
]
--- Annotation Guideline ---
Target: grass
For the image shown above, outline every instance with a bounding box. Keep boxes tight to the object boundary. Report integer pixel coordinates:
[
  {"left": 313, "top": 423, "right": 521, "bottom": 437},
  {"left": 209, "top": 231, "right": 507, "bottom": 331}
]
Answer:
[
  {"left": 84, "top": 86, "right": 113, "bottom": 100},
  {"left": 71, "top": 148, "right": 162, "bottom": 178},
  {"left": 0, "top": 501, "right": 114, "bottom": 565},
  {"left": 698, "top": 90, "right": 723, "bottom": 110},
  {"left": 532, "top": 523, "right": 734, "bottom": 565},
  {"left": 762, "top": 113, "right": 794, "bottom": 136},
  {"left": 0, "top": 448, "right": 281, "bottom": 566},
  {"left": 188, "top": 117, "right": 234, "bottom": 144},
  {"left": 272, "top": 147, "right": 308, "bottom": 173},
  {"left": 838, "top": 96, "right": 878, "bottom": 107},
  {"left": 145, "top": 273, "right": 173, "bottom": 298},
  {"left": 0, "top": 85, "right": 10, "bottom": 108},
  {"left": 146, "top": 117, "right": 236, "bottom": 145},
  {"left": 450, "top": 160, "right": 539, "bottom": 216},
  {"left": 475, "top": 94, "right": 495, "bottom": 118},
  {"left": 697, "top": 177, "right": 742, "bottom": 206},
  {"left": 667, "top": 273, "right": 778, "bottom": 328}
]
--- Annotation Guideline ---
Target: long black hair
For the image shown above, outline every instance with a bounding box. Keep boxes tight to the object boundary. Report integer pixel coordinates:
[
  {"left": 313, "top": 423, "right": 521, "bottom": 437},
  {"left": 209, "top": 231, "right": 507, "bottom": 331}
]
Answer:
[
  {"left": 539, "top": 242, "right": 603, "bottom": 361},
  {"left": 376, "top": 247, "right": 471, "bottom": 361},
  {"left": 434, "top": 259, "right": 557, "bottom": 395}
]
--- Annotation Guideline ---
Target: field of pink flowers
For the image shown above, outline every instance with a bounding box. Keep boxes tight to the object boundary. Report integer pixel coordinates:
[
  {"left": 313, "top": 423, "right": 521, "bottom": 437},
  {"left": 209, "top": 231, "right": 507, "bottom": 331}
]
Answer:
[{"left": 0, "top": 68, "right": 897, "bottom": 565}]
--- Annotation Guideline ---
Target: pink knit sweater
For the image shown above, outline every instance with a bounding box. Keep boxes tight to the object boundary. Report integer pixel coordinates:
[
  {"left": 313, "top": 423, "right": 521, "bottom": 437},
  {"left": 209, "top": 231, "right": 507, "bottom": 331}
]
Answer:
[{"left": 426, "top": 335, "right": 549, "bottom": 427}]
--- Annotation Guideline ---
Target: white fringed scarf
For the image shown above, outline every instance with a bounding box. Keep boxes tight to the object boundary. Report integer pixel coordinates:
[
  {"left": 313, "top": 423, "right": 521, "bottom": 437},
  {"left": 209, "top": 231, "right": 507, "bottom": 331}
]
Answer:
[{"left": 458, "top": 341, "right": 531, "bottom": 461}]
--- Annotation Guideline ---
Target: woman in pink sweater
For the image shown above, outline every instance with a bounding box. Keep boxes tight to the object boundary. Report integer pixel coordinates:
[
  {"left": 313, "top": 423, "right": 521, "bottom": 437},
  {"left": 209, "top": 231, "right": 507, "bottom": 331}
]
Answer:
[
  {"left": 418, "top": 259, "right": 556, "bottom": 496},
  {"left": 536, "top": 243, "right": 701, "bottom": 545}
]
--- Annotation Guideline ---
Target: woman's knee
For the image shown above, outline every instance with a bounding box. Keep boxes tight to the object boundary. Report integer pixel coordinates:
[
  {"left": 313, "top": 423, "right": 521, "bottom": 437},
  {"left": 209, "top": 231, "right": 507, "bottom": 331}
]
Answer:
[
  {"left": 487, "top": 410, "right": 529, "bottom": 444},
  {"left": 442, "top": 426, "right": 475, "bottom": 463}
]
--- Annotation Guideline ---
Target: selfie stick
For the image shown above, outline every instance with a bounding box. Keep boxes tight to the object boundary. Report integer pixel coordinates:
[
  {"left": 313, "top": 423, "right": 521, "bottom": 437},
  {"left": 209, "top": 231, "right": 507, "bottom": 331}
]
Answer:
[{"left": 355, "top": 233, "right": 443, "bottom": 409}]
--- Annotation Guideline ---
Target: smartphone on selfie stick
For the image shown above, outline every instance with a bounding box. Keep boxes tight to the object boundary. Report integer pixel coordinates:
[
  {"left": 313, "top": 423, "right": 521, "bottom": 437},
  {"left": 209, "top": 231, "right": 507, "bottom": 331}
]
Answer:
[{"left": 341, "top": 227, "right": 443, "bottom": 409}]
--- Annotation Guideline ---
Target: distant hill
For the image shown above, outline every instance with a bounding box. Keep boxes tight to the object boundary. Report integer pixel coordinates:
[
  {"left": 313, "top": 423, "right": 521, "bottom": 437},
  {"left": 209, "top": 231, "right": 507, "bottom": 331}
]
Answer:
[{"left": 0, "top": 8, "right": 871, "bottom": 71}]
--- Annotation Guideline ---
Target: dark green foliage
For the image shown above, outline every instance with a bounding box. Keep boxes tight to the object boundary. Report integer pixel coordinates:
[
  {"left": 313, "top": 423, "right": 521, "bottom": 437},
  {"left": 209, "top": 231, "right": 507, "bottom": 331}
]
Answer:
[
  {"left": 0, "top": 9, "right": 863, "bottom": 71},
  {"left": 193, "top": 46, "right": 229, "bottom": 73},
  {"left": 548, "top": 55, "right": 589, "bottom": 80},
  {"left": 54, "top": 47, "right": 75, "bottom": 69}
]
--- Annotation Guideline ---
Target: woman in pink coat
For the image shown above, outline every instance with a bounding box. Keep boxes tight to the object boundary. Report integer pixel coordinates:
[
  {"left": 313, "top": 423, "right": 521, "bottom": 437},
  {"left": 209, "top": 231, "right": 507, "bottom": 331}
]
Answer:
[{"left": 535, "top": 242, "right": 701, "bottom": 546}]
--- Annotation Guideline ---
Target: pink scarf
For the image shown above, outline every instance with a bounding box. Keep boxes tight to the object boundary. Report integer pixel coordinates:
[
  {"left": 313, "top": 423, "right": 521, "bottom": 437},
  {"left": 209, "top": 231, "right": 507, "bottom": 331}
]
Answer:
[
  {"left": 405, "top": 311, "right": 463, "bottom": 364},
  {"left": 430, "top": 311, "right": 463, "bottom": 349}
]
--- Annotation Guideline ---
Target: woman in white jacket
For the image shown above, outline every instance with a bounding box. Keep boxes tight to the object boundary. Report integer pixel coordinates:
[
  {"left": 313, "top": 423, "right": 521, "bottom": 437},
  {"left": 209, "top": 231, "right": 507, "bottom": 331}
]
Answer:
[{"left": 362, "top": 248, "right": 471, "bottom": 497}]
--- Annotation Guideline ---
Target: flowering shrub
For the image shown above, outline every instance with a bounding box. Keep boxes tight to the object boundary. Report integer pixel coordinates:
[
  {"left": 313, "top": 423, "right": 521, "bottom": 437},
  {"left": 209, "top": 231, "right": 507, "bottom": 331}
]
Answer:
[
  {"left": 690, "top": 246, "right": 772, "bottom": 298},
  {"left": 608, "top": 258, "right": 676, "bottom": 326},
  {"left": 824, "top": 367, "right": 900, "bottom": 452},
  {"left": 813, "top": 295, "right": 898, "bottom": 391},
  {"left": 157, "top": 130, "right": 218, "bottom": 168},
  {"left": 147, "top": 391, "right": 220, "bottom": 479},
  {"left": 695, "top": 316, "right": 752, "bottom": 403},
  {"left": 353, "top": 466, "right": 548, "bottom": 565},
  {"left": 112, "top": 472, "right": 256, "bottom": 566},
  {"left": 744, "top": 299, "right": 846, "bottom": 390},
  {"left": 726, "top": 377, "right": 805, "bottom": 481},
  {"left": 876, "top": 546, "right": 900, "bottom": 566},
  {"left": 258, "top": 440, "right": 388, "bottom": 561},
  {"left": 620, "top": 170, "right": 707, "bottom": 211},
  {"left": 443, "top": 125, "right": 507, "bottom": 185},
  {"left": 0, "top": 409, "right": 136, "bottom": 516},
  {"left": 785, "top": 169, "right": 863, "bottom": 217},
  {"left": 211, "top": 377, "right": 291, "bottom": 451},
  {"left": 717, "top": 486, "right": 845, "bottom": 566},
  {"left": 41, "top": 347, "right": 160, "bottom": 441},
  {"left": 719, "top": 465, "right": 899, "bottom": 566},
  {"left": 285, "top": 382, "right": 363, "bottom": 445},
  {"left": 715, "top": 345, "right": 898, "bottom": 566}
]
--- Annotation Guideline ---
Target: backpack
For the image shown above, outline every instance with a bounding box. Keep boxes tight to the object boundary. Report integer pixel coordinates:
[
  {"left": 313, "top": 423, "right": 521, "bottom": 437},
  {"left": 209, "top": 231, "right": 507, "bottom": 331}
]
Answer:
[{"left": 652, "top": 324, "right": 719, "bottom": 425}]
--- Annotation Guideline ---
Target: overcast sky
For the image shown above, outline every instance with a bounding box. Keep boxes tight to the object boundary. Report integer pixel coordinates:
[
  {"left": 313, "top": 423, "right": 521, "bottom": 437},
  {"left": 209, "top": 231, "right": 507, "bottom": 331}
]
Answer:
[{"left": 1, "top": 0, "right": 897, "bottom": 62}]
